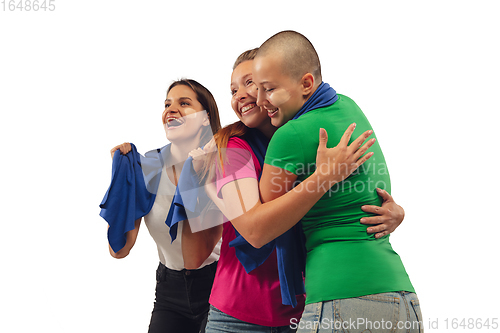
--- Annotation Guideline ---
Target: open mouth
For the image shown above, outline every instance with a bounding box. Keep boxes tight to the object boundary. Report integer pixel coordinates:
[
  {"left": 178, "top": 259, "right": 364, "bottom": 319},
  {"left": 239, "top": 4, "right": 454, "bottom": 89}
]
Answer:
[
  {"left": 267, "top": 108, "right": 278, "bottom": 117},
  {"left": 166, "top": 117, "right": 184, "bottom": 129},
  {"left": 240, "top": 103, "right": 257, "bottom": 115}
]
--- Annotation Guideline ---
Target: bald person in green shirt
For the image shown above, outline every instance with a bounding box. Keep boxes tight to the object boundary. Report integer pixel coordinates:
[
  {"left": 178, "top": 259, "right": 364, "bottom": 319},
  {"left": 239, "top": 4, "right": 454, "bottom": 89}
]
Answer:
[{"left": 252, "top": 31, "right": 422, "bottom": 332}]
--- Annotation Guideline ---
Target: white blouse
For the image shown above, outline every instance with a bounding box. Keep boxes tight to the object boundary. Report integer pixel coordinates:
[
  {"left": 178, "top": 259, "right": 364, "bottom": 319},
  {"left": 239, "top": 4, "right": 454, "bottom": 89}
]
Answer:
[{"left": 144, "top": 166, "right": 220, "bottom": 270}]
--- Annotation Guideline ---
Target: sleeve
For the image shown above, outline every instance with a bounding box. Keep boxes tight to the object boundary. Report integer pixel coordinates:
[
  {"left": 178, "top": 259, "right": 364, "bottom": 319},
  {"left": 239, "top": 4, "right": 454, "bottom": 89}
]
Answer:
[
  {"left": 216, "top": 137, "right": 258, "bottom": 197},
  {"left": 264, "top": 123, "right": 304, "bottom": 175}
]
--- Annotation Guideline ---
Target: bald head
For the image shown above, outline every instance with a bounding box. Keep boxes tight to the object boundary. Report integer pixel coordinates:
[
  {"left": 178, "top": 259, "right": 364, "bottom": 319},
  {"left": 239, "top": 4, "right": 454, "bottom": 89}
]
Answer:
[{"left": 256, "top": 30, "right": 322, "bottom": 85}]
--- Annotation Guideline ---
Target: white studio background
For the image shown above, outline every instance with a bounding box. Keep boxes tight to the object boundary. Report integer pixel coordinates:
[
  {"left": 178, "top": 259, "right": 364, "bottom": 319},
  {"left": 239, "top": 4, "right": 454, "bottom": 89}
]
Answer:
[{"left": 1, "top": 1, "right": 498, "bottom": 332}]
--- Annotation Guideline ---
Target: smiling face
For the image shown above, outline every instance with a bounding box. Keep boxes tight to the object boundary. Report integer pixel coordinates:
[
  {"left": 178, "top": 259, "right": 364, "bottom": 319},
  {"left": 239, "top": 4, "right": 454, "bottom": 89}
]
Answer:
[
  {"left": 162, "top": 84, "right": 210, "bottom": 143},
  {"left": 230, "top": 60, "right": 271, "bottom": 130},
  {"left": 252, "top": 54, "right": 308, "bottom": 127}
]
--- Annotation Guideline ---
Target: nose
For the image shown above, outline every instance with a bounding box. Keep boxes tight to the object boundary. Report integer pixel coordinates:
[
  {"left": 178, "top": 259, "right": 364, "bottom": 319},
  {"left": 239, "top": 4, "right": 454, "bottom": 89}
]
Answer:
[
  {"left": 256, "top": 87, "right": 265, "bottom": 107},
  {"left": 162, "top": 106, "right": 179, "bottom": 123},
  {"left": 234, "top": 88, "right": 248, "bottom": 102}
]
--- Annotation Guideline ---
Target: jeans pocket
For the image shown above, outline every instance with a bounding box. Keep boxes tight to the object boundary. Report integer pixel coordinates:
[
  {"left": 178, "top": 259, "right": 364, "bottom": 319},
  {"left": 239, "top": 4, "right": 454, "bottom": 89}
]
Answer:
[
  {"left": 335, "top": 293, "right": 400, "bottom": 332},
  {"left": 410, "top": 296, "right": 423, "bottom": 333},
  {"left": 297, "top": 302, "right": 323, "bottom": 333}
]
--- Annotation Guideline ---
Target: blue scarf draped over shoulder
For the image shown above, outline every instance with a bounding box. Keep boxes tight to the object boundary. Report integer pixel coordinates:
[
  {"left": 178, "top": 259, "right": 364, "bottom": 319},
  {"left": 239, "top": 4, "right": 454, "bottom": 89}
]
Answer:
[
  {"left": 164, "top": 154, "right": 211, "bottom": 242},
  {"left": 228, "top": 83, "right": 338, "bottom": 308},
  {"left": 292, "top": 82, "right": 338, "bottom": 120}
]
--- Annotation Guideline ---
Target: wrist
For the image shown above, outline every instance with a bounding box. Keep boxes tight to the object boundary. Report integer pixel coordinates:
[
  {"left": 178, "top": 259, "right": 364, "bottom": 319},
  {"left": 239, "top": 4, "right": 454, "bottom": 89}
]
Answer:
[
  {"left": 311, "top": 170, "right": 338, "bottom": 194},
  {"left": 313, "top": 168, "right": 340, "bottom": 186}
]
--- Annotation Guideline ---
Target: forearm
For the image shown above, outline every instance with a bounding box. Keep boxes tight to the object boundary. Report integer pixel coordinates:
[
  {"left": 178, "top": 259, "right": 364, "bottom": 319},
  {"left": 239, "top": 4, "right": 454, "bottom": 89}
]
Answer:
[
  {"left": 181, "top": 213, "right": 222, "bottom": 269},
  {"left": 231, "top": 171, "right": 332, "bottom": 248},
  {"left": 108, "top": 218, "right": 141, "bottom": 259}
]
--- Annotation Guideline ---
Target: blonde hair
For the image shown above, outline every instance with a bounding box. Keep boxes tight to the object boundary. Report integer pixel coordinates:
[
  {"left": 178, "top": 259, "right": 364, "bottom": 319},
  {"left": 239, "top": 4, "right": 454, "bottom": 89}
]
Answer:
[{"left": 233, "top": 48, "right": 259, "bottom": 70}]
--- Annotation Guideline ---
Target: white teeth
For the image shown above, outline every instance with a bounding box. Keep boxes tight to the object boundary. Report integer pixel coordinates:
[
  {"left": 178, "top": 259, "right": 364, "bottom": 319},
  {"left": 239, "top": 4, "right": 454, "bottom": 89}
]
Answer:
[
  {"left": 166, "top": 117, "right": 183, "bottom": 127},
  {"left": 267, "top": 109, "right": 278, "bottom": 116},
  {"left": 241, "top": 104, "right": 256, "bottom": 114}
]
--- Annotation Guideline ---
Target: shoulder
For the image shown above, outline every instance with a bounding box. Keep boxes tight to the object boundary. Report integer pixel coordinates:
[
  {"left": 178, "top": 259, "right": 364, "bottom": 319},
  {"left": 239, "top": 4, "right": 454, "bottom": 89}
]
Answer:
[
  {"left": 337, "top": 94, "right": 353, "bottom": 102},
  {"left": 335, "top": 94, "right": 361, "bottom": 109},
  {"left": 227, "top": 136, "right": 253, "bottom": 151},
  {"left": 265, "top": 122, "right": 303, "bottom": 168},
  {"left": 223, "top": 136, "right": 257, "bottom": 164},
  {"left": 272, "top": 120, "right": 299, "bottom": 139}
]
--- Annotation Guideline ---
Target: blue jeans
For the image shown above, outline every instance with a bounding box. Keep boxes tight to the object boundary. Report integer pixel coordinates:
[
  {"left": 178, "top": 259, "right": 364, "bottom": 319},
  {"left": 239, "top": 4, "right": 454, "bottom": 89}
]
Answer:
[
  {"left": 206, "top": 305, "right": 297, "bottom": 333},
  {"left": 296, "top": 292, "right": 423, "bottom": 333}
]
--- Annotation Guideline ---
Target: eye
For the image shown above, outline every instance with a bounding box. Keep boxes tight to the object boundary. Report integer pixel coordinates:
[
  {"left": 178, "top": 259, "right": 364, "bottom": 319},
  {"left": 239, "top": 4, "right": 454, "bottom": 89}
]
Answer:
[
  {"left": 245, "top": 79, "right": 254, "bottom": 86},
  {"left": 265, "top": 88, "right": 275, "bottom": 93},
  {"left": 164, "top": 103, "right": 170, "bottom": 108},
  {"left": 231, "top": 89, "right": 237, "bottom": 96},
  {"left": 180, "top": 101, "right": 190, "bottom": 106}
]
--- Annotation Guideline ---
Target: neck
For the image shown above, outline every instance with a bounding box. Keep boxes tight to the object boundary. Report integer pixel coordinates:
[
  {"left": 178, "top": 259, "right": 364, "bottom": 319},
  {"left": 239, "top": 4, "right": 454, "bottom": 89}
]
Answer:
[
  {"left": 256, "top": 120, "right": 278, "bottom": 139},
  {"left": 169, "top": 137, "right": 202, "bottom": 164}
]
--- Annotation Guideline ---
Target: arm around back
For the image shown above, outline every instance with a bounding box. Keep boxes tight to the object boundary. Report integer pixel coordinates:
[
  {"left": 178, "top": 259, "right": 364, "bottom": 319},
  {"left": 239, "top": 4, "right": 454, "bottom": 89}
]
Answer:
[{"left": 216, "top": 126, "right": 375, "bottom": 248}]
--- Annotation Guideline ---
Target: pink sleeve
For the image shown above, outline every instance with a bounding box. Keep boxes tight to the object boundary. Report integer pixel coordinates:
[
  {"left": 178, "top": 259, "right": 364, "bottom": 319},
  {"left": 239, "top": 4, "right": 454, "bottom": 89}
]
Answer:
[{"left": 216, "top": 137, "right": 260, "bottom": 198}]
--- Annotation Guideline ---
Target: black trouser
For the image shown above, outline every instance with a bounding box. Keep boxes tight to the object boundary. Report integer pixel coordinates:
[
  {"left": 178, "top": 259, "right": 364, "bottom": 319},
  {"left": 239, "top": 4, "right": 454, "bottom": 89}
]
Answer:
[{"left": 148, "top": 261, "right": 217, "bottom": 333}]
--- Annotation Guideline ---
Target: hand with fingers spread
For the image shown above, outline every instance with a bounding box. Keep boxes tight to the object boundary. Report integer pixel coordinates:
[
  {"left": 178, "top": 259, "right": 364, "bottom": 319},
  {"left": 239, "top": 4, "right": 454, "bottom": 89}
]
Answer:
[
  {"left": 110, "top": 142, "right": 132, "bottom": 159},
  {"left": 360, "top": 188, "right": 405, "bottom": 238},
  {"left": 315, "top": 123, "right": 376, "bottom": 185}
]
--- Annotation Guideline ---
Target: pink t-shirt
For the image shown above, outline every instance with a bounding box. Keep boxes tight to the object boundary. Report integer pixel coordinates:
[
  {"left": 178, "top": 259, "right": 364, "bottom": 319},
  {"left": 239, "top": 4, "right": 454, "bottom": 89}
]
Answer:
[{"left": 209, "top": 137, "right": 305, "bottom": 327}]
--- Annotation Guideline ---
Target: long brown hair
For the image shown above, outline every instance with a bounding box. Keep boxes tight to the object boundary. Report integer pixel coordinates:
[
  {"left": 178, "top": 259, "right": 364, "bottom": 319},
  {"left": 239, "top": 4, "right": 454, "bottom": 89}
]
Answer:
[{"left": 202, "top": 49, "right": 259, "bottom": 180}]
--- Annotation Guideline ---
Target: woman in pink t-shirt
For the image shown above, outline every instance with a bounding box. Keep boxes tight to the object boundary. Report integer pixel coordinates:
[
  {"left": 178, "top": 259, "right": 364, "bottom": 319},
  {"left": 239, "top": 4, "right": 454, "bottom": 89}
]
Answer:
[{"left": 188, "top": 49, "right": 407, "bottom": 332}]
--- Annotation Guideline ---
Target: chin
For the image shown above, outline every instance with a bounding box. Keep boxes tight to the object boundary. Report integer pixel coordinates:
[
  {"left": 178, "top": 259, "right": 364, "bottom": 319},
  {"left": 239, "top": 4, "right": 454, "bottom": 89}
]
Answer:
[
  {"left": 240, "top": 119, "right": 257, "bottom": 129},
  {"left": 239, "top": 114, "right": 260, "bottom": 128},
  {"left": 271, "top": 118, "right": 284, "bottom": 128},
  {"left": 165, "top": 133, "right": 178, "bottom": 142}
]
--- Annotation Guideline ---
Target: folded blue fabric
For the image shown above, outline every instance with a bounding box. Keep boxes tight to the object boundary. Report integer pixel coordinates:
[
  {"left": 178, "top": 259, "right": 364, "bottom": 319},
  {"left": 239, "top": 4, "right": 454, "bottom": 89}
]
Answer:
[
  {"left": 229, "top": 216, "right": 306, "bottom": 308},
  {"left": 164, "top": 156, "right": 211, "bottom": 242},
  {"left": 99, "top": 144, "right": 162, "bottom": 253},
  {"left": 230, "top": 229, "right": 276, "bottom": 272},
  {"left": 227, "top": 128, "right": 307, "bottom": 307},
  {"left": 291, "top": 81, "right": 338, "bottom": 120},
  {"left": 100, "top": 141, "right": 210, "bottom": 250},
  {"left": 274, "top": 224, "right": 307, "bottom": 306}
]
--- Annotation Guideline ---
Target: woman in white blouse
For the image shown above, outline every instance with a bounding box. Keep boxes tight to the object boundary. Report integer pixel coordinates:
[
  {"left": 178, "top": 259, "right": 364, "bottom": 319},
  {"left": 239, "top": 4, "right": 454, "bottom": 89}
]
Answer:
[{"left": 108, "top": 79, "right": 223, "bottom": 333}]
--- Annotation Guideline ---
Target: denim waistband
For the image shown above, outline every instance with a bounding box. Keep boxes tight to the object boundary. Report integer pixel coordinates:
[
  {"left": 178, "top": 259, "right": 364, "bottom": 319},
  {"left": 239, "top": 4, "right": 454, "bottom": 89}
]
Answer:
[{"left": 156, "top": 261, "right": 217, "bottom": 282}]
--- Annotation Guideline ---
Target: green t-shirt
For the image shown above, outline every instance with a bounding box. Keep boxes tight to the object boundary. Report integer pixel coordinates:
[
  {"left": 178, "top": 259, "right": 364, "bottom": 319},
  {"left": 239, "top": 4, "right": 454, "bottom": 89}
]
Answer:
[{"left": 264, "top": 94, "right": 414, "bottom": 304}]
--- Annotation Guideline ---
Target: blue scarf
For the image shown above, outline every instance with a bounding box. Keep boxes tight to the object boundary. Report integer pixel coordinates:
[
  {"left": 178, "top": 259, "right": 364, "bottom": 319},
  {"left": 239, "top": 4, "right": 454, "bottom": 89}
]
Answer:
[
  {"left": 292, "top": 82, "right": 338, "bottom": 120},
  {"left": 243, "top": 127, "right": 270, "bottom": 173},
  {"left": 164, "top": 155, "right": 211, "bottom": 242},
  {"left": 227, "top": 129, "right": 306, "bottom": 307},
  {"left": 100, "top": 141, "right": 214, "bottom": 250},
  {"left": 228, "top": 128, "right": 276, "bottom": 270},
  {"left": 167, "top": 128, "right": 271, "bottom": 246},
  {"left": 100, "top": 144, "right": 164, "bottom": 253}
]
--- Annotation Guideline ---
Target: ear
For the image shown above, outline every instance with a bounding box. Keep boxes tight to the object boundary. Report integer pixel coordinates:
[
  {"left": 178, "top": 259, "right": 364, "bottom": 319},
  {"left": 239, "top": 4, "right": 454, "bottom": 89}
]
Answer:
[
  {"left": 202, "top": 114, "right": 210, "bottom": 127},
  {"left": 301, "top": 73, "right": 315, "bottom": 96}
]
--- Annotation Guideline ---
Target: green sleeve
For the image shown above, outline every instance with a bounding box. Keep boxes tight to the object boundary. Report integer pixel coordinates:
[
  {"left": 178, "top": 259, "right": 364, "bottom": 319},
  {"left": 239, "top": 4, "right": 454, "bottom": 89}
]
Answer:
[{"left": 264, "top": 123, "right": 304, "bottom": 175}]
